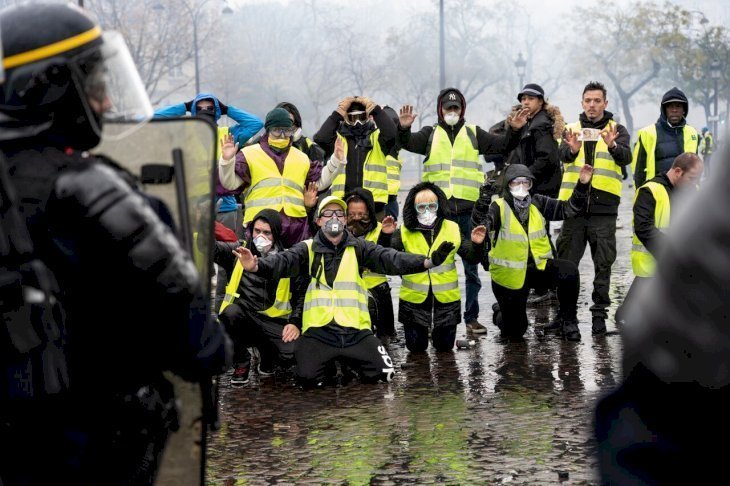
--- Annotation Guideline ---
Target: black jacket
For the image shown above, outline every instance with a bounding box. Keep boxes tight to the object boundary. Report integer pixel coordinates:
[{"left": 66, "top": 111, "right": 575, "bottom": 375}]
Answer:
[
  {"left": 559, "top": 111, "right": 632, "bottom": 215},
  {"left": 313, "top": 105, "right": 396, "bottom": 210},
  {"left": 2, "top": 144, "right": 230, "bottom": 396},
  {"left": 385, "top": 182, "right": 485, "bottom": 329},
  {"left": 633, "top": 172, "right": 673, "bottom": 256},
  {"left": 397, "top": 87, "right": 520, "bottom": 215}
]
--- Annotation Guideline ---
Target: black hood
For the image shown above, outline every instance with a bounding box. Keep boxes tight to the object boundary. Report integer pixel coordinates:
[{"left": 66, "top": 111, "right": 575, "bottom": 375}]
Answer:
[
  {"left": 500, "top": 163, "right": 535, "bottom": 198},
  {"left": 437, "top": 87, "right": 467, "bottom": 124},
  {"left": 276, "top": 101, "right": 302, "bottom": 128},
  {"left": 247, "top": 208, "right": 284, "bottom": 253},
  {"left": 344, "top": 187, "right": 378, "bottom": 234},
  {"left": 660, "top": 87, "right": 689, "bottom": 119},
  {"left": 403, "top": 181, "right": 452, "bottom": 230}
]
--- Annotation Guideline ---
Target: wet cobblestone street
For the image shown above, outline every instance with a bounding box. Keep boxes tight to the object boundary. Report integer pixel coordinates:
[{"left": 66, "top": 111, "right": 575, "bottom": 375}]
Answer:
[{"left": 206, "top": 183, "right": 635, "bottom": 485}]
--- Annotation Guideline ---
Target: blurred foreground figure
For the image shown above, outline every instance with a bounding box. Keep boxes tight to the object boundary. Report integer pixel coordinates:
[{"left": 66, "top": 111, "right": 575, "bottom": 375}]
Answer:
[
  {"left": 595, "top": 143, "right": 730, "bottom": 483},
  {"left": 0, "top": 4, "right": 230, "bottom": 484}
]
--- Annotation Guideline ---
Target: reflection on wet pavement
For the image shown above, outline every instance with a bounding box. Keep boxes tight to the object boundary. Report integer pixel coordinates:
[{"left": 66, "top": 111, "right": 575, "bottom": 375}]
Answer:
[{"left": 207, "top": 185, "right": 634, "bottom": 484}]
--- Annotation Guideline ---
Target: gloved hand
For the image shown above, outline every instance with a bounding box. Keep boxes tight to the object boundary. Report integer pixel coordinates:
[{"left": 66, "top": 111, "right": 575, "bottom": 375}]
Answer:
[
  {"left": 336, "top": 96, "right": 355, "bottom": 119},
  {"left": 184, "top": 99, "right": 194, "bottom": 112},
  {"left": 218, "top": 101, "right": 228, "bottom": 115},
  {"left": 430, "top": 241, "right": 455, "bottom": 267},
  {"left": 358, "top": 96, "right": 377, "bottom": 115}
]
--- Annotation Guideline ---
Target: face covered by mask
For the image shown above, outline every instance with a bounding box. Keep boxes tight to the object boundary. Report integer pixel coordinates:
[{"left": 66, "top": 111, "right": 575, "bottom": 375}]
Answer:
[
  {"left": 508, "top": 177, "right": 532, "bottom": 200},
  {"left": 443, "top": 112, "right": 459, "bottom": 126},
  {"left": 324, "top": 217, "right": 345, "bottom": 237},
  {"left": 253, "top": 234, "right": 273, "bottom": 255},
  {"left": 347, "top": 219, "right": 371, "bottom": 237},
  {"left": 196, "top": 107, "right": 216, "bottom": 125}
]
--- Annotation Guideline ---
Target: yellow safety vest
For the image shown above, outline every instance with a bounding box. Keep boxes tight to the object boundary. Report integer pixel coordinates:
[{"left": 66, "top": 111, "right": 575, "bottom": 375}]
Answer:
[
  {"left": 386, "top": 153, "right": 403, "bottom": 196},
  {"left": 302, "top": 240, "right": 371, "bottom": 332},
  {"left": 400, "top": 220, "right": 461, "bottom": 304},
  {"left": 632, "top": 124, "right": 699, "bottom": 182},
  {"left": 424, "top": 124, "right": 482, "bottom": 201},
  {"left": 559, "top": 121, "right": 623, "bottom": 200},
  {"left": 219, "top": 251, "right": 293, "bottom": 318},
  {"left": 330, "top": 132, "right": 389, "bottom": 204},
  {"left": 488, "top": 198, "right": 553, "bottom": 290},
  {"left": 242, "top": 144, "right": 310, "bottom": 224},
  {"left": 360, "top": 223, "right": 388, "bottom": 289},
  {"left": 631, "top": 181, "right": 670, "bottom": 278}
]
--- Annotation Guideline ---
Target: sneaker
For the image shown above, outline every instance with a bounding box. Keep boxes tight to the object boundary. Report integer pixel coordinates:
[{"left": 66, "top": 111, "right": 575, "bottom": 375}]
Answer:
[
  {"left": 527, "top": 289, "right": 556, "bottom": 305},
  {"left": 466, "top": 320, "right": 488, "bottom": 335},
  {"left": 592, "top": 316, "right": 607, "bottom": 335},
  {"left": 562, "top": 319, "right": 581, "bottom": 341},
  {"left": 231, "top": 364, "right": 250, "bottom": 385},
  {"left": 257, "top": 363, "right": 275, "bottom": 377}
]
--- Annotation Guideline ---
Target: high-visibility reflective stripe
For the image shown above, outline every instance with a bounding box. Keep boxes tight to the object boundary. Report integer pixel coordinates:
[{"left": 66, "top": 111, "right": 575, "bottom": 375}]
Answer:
[
  {"left": 529, "top": 228, "right": 547, "bottom": 239},
  {"left": 451, "top": 177, "right": 481, "bottom": 188},
  {"left": 402, "top": 280, "right": 431, "bottom": 292},
  {"left": 488, "top": 255, "right": 527, "bottom": 269},
  {"left": 434, "top": 181, "right": 450, "bottom": 188},
  {"left": 595, "top": 151, "right": 613, "bottom": 161},
  {"left": 283, "top": 196, "right": 304, "bottom": 205},
  {"left": 364, "top": 181, "right": 389, "bottom": 191},
  {"left": 452, "top": 159, "right": 482, "bottom": 170},
  {"left": 432, "top": 281, "right": 459, "bottom": 292},
  {"left": 387, "top": 159, "right": 401, "bottom": 168},
  {"left": 222, "top": 294, "right": 237, "bottom": 303},
  {"left": 632, "top": 243, "right": 650, "bottom": 253},
  {"left": 498, "top": 230, "right": 524, "bottom": 241},
  {"left": 561, "top": 181, "right": 576, "bottom": 190},
  {"left": 246, "top": 197, "right": 286, "bottom": 208},
  {"left": 593, "top": 168, "right": 623, "bottom": 180},
  {"left": 330, "top": 184, "right": 345, "bottom": 193},
  {"left": 387, "top": 174, "right": 399, "bottom": 180},
  {"left": 430, "top": 262, "right": 456, "bottom": 274},
  {"left": 271, "top": 300, "right": 292, "bottom": 312},
  {"left": 564, "top": 165, "right": 581, "bottom": 173},
  {"left": 424, "top": 163, "right": 451, "bottom": 172},
  {"left": 366, "top": 165, "right": 387, "bottom": 174},
  {"left": 282, "top": 179, "right": 305, "bottom": 191},
  {"left": 333, "top": 282, "right": 365, "bottom": 292}
]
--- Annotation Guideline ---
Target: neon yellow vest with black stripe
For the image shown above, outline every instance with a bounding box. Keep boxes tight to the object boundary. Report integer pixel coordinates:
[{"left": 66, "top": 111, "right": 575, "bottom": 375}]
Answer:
[
  {"left": 488, "top": 198, "right": 553, "bottom": 290},
  {"left": 362, "top": 223, "right": 388, "bottom": 289},
  {"left": 302, "top": 239, "right": 371, "bottom": 332},
  {"left": 559, "top": 120, "right": 622, "bottom": 200},
  {"left": 330, "top": 132, "right": 389, "bottom": 204},
  {"left": 386, "top": 153, "right": 403, "bottom": 196},
  {"left": 632, "top": 124, "right": 699, "bottom": 183},
  {"left": 400, "top": 220, "right": 461, "bottom": 304},
  {"left": 424, "top": 124, "right": 482, "bottom": 201},
  {"left": 242, "top": 144, "right": 310, "bottom": 224},
  {"left": 219, "top": 250, "right": 292, "bottom": 318},
  {"left": 631, "top": 181, "right": 670, "bottom": 277}
]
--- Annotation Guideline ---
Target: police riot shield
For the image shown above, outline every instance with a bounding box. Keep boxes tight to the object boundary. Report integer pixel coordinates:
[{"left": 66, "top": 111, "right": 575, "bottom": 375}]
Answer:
[{"left": 93, "top": 117, "right": 218, "bottom": 486}]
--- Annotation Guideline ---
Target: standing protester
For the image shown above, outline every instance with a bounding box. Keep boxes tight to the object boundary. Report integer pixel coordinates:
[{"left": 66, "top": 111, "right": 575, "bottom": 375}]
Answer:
[
  {"left": 382, "top": 105, "right": 404, "bottom": 219},
  {"left": 215, "top": 209, "right": 306, "bottom": 385},
  {"left": 218, "top": 107, "right": 343, "bottom": 248},
  {"left": 389, "top": 182, "right": 487, "bottom": 351},
  {"left": 557, "top": 81, "right": 632, "bottom": 335},
  {"left": 155, "top": 92, "right": 263, "bottom": 236},
  {"left": 632, "top": 87, "right": 699, "bottom": 188},
  {"left": 0, "top": 4, "right": 231, "bottom": 483},
  {"left": 616, "top": 153, "right": 703, "bottom": 324},
  {"left": 233, "top": 196, "right": 451, "bottom": 388},
  {"left": 314, "top": 96, "right": 397, "bottom": 218},
  {"left": 398, "top": 88, "right": 528, "bottom": 334},
  {"left": 474, "top": 164, "right": 594, "bottom": 341},
  {"left": 700, "top": 127, "right": 714, "bottom": 175},
  {"left": 345, "top": 188, "right": 398, "bottom": 341}
]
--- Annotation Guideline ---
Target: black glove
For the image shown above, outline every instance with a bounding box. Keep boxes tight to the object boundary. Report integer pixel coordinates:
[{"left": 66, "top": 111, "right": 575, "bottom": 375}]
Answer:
[
  {"left": 430, "top": 241, "right": 455, "bottom": 267},
  {"left": 218, "top": 101, "right": 228, "bottom": 115},
  {"left": 184, "top": 100, "right": 194, "bottom": 112}
]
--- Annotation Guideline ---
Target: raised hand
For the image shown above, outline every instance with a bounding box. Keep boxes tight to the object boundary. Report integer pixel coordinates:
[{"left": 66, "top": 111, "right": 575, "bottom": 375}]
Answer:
[
  {"left": 601, "top": 124, "right": 619, "bottom": 148},
  {"left": 336, "top": 96, "right": 355, "bottom": 118},
  {"left": 508, "top": 108, "right": 530, "bottom": 130},
  {"left": 282, "top": 324, "right": 300, "bottom": 343},
  {"left": 358, "top": 96, "right": 377, "bottom": 115},
  {"left": 232, "top": 246, "right": 258, "bottom": 271},
  {"left": 578, "top": 164, "right": 594, "bottom": 184},
  {"left": 334, "top": 136, "right": 346, "bottom": 162},
  {"left": 563, "top": 128, "right": 581, "bottom": 154},
  {"left": 221, "top": 132, "right": 239, "bottom": 160},
  {"left": 303, "top": 181, "right": 318, "bottom": 209},
  {"left": 399, "top": 105, "right": 418, "bottom": 129},
  {"left": 431, "top": 241, "right": 455, "bottom": 267},
  {"left": 471, "top": 225, "right": 487, "bottom": 244},
  {"left": 381, "top": 215, "right": 397, "bottom": 234}
]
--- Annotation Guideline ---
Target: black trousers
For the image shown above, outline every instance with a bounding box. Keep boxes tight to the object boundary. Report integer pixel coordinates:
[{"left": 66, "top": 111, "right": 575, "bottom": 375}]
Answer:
[
  {"left": 491, "top": 258, "right": 579, "bottom": 338},
  {"left": 218, "top": 303, "right": 295, "bottom": 368},
  {"left": 295, "top": 332, "right": 394, "bottom": 385},
  {"left": 368, "top": 282, "right": 395, "bottom": 337},
  {"left": 403, "top": 323, "right": 457, "bottom": 352},
  {"left": 556, "top": 214, "right": 617, "bottom": 319}
]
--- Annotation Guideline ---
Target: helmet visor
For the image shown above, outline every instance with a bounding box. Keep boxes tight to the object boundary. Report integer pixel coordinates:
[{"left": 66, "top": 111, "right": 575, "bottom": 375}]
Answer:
[{"left": 81, "top": 31, "right": 152, "bottom": 123}]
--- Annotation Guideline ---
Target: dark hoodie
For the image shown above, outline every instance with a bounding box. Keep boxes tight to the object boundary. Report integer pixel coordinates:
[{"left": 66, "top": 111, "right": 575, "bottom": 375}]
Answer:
[
  {"left": 344, "top": 187, "right": 388, "bottom": 243},
  {"left": 397, "top": 88, "right": 521, "bottom": 215},
  {"left": 387, "top": 182, "right": 485, "bottom": 328},
  {"left": 559, "top": 110, "right": 632, "bottom": 215},
  {"left": 633, "top": 87, "right": 698, "bottom": 187},
  {"left": 213, "top": 209, "right": 306, "bottom": 327},
  {"left": 473, "top": 164, "right": 589, "bottom": 270}
]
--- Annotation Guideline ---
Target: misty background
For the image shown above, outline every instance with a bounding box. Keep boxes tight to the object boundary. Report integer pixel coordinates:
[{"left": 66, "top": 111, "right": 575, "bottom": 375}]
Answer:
[{"left": 3, "top": 0, "right": 727, "bottom": 158}]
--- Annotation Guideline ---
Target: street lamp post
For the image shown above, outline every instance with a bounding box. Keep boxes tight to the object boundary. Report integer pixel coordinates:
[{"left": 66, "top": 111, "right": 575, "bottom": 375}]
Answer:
[
  {"left": 711, "top": 60, "right": 721, "bottom": 140},
  {"left": 439, "top": 0, "right": 445, "bottom": 90},
  {"left": 515, "top": 52, "right": 527, "bottom": 91}
]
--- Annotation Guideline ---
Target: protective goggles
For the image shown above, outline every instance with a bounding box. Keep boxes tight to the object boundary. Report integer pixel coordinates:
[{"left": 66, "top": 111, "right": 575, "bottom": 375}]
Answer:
[
  {"left": 320, "top": 209, "right": 345, "bottom": 218},
  {"left": 508, "top": 177, "right": 533, "bottom": 189},
  {"left": 415, "top": 202, "right": 438, "bottom": 214},
  {"left": 346, "top": 110, "right": 368, "bottom": 125},
  {"left": 269, "top": 127, "right": 297, "bottom": 138}
]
